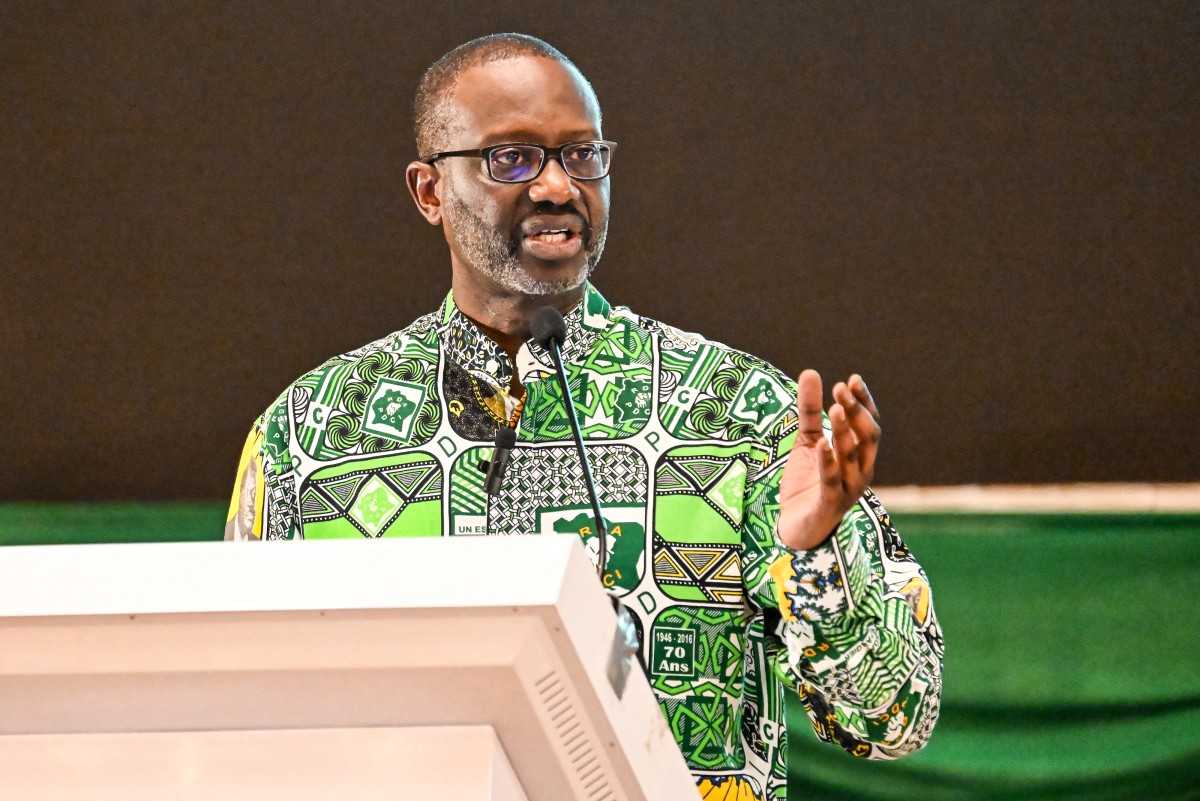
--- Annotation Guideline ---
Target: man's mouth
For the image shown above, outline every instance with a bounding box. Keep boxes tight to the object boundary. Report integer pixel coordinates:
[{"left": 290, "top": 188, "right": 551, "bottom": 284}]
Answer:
[
  {"left": 528, "top": 228, "right": 572, "bottom": 244},
  {"left": 520, "top": 215, "right": 586, "bottom": 260}
]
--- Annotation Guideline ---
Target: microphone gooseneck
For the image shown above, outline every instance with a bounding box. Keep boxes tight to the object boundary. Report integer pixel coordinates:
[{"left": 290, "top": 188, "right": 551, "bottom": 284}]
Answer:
[{"left": 531, "top": 306, "right": 609, "bottom": 578}]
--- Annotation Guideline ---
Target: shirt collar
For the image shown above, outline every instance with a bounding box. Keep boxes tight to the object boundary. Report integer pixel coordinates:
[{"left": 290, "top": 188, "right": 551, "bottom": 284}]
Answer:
[{"left": 436, "top": 283, "right": 614, "bottom": 388}]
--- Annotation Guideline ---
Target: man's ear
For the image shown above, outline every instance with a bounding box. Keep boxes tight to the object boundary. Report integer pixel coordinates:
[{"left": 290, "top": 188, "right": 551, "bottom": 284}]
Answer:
[{"left": 406, "top": 161, "right": 443, "bottom": 225}]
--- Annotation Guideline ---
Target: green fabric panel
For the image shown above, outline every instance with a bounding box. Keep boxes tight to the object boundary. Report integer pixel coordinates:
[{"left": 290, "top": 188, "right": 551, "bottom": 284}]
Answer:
[
  {"left": 787, "top": 512, "right": 1200, "bottom": 801},
  {"left": 0, "top": 503, "right": 224, "bottom": 545},
  {"left": 4, "top": 505, "right": 1198, "bottom": 799}
]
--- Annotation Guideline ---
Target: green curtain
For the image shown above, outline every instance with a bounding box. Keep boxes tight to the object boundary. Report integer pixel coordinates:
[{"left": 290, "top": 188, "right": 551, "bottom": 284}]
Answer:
[
  {"left": 0, "top": 503, "right": 223, "bottom": 545},
  {"left": 2, "top": 505, "right": 1198, "bottom": 800}
]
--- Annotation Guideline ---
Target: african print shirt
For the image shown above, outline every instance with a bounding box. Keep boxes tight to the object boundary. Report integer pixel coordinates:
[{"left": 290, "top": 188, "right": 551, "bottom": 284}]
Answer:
[{"left": 227, "top": 284, "right": 944, "bottom": 801}]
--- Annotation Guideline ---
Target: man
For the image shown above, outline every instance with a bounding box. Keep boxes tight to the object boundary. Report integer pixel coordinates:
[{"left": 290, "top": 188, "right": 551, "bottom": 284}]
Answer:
[{"left": 227, "top": 33, "right": 943, "bottom": 801}]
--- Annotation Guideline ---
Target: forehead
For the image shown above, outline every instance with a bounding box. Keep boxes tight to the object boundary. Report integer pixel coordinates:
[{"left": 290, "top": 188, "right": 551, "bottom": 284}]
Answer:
[{"left": 447, "top": 56, "right": 602, "bottom": 147}]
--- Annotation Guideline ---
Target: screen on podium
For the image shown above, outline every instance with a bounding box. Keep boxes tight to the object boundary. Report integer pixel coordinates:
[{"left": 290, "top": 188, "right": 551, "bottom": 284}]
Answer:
[{"left": 0, "top": 536, "right": 698, "bottom": 801}]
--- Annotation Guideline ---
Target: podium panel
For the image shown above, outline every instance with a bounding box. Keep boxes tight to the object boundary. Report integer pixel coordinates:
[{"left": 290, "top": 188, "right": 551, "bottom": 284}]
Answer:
[
  {"left": 0, "top": 726, "right": 527, "bottom": 801},
  {"left": 0, "top": 537, "right": 698, "bottom": 801}
]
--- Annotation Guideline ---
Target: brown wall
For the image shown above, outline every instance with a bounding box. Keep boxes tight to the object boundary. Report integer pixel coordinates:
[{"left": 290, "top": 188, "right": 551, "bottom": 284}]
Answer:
[{"left": 3, "top": 2, "right": 1197, "bottom": 500}]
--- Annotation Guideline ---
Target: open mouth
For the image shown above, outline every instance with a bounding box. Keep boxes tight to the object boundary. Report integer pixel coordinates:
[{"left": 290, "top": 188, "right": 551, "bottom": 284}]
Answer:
[
  {"left": 520, "top": 216, "right": 586, "bottom": 260},
  {"left": 528, "top": 228, "right": 573, "bottom": 244}
]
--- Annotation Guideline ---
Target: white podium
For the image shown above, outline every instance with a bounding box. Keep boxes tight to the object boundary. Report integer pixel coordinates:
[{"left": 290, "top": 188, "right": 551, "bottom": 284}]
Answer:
[{"left": 0, "top": 537, "right": 699, "bottom": 801}]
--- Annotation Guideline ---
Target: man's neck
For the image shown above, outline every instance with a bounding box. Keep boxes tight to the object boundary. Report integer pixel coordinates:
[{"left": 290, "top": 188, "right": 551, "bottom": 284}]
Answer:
[{"left": 451, "top": 278, "right": 585, "bottom": 363}]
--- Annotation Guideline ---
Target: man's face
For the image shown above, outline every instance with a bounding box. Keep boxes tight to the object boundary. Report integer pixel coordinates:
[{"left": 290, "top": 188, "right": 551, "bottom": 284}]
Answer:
[{"left": 434, "top": 56, "right": 610, "bottom": 299}]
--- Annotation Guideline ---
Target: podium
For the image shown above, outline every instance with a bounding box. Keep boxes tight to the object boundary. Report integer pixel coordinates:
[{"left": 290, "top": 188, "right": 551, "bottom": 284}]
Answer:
[{"left": 0, "top": 537, "right": 699, "bottom": 800}]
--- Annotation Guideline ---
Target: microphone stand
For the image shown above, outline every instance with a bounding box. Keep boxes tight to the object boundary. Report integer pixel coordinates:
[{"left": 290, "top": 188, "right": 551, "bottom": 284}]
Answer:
[
  {"left": 532, "top": 308, "right": 636, "bottom": 662},
  {"left": 547, "top": 343, "right": 608, "bottom": 577},
  {"left": 538, "top": 324, "right": 609, "bottom": 579}
]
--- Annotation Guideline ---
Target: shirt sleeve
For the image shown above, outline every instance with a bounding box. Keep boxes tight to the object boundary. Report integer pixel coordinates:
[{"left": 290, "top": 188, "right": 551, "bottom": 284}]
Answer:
[
  {"left": 225, "top": 392, "right": 300, "bottom": 541},
  {"left": 743, "top": 417, "right": 945, "bottom": 759},
  {"left": 225, "top": 424, "right": 265, "bottom": 541}
]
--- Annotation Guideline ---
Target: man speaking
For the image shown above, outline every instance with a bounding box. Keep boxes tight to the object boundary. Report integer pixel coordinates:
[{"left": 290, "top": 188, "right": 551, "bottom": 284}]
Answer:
[{"left": 227, "top": 33, "right": 943, "bottom": 801}]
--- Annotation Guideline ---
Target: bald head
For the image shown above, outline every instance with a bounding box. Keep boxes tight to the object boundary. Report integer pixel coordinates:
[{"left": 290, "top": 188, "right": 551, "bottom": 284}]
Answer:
[{"left": 414, "top": 33, "right": 599, "bottom": 157}]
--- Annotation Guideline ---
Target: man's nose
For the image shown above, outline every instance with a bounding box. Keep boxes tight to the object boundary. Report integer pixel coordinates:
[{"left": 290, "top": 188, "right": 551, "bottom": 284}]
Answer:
[{"left": 527, "top": 157, "right": 580, "bottom": 205}]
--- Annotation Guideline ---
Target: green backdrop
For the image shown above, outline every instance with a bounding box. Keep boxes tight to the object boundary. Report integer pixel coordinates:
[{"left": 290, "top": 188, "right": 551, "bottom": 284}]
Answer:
[{"left": 2, "top": 505, "right": 1197, "bottom": 800}]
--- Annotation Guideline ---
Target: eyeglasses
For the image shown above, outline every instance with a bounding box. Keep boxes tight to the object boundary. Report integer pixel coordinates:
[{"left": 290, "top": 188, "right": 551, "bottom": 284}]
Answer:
[{"left": 422, "top": 140, "right": 617, "bottom": 183}]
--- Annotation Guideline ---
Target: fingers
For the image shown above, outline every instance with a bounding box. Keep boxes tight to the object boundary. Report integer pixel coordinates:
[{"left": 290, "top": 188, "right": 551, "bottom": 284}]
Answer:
[
  {"left": 848, "top": 374, "right": 880, "bottom": 420},
  {"left": 796, "top": 369, "right": 824, "bottom": 445},
  {"left": 828, "top": 403, "right": 863, "bottom": 492},
  {"left": 832, "top": 376, "right": 880, "bottom": 483},
  {"left": 832, "top": 376, "right": 880, "bottom": 424},
  {"left": 796, "top": 370, "right": 880, "bottom": 491}
]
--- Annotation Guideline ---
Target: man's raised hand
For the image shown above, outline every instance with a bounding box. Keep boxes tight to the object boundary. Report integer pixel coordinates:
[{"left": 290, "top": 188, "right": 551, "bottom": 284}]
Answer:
[{"left": 776, "top": 370, "right": 881, "bottom": 551}]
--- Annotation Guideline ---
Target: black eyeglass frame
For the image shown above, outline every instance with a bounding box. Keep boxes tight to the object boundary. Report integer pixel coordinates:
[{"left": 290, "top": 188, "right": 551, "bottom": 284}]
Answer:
[{"left": 421, "top": 140, "right": 618, "bottom": 183}]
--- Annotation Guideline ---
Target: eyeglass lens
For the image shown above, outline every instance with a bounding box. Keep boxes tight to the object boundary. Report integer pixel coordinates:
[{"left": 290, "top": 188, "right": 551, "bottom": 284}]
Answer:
[{"left": 488, "top": 142, "right": 611, "bottom": 182}]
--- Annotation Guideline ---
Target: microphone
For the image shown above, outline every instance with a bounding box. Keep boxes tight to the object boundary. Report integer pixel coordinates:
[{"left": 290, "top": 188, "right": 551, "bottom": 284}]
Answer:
[
  {"left": 481, "top": 425, "right": 517, "bottom": 496},
  {"left": 530, "top": 306, "right": 609, "bottom": 578},
  {"left": 529, "top": 305, "right": 568, "bottom": 350}
]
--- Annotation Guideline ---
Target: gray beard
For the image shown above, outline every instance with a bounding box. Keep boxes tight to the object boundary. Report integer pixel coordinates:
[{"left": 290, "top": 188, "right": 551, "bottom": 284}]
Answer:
[{"left": 444, "top": 190, "right": 606, "bottom": 296}]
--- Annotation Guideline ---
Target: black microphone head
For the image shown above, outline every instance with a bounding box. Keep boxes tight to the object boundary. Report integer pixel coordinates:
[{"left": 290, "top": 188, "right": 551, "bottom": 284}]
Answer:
[
  {"left": 494, "top": 425, "right": 517, "bottom": 448},
  {"left": 530, "top": 306, "right": 568, "bottom": 349}
]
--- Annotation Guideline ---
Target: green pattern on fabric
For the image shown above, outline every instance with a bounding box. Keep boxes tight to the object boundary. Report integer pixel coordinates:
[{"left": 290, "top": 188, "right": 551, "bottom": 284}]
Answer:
[
  {"left": 222, "top": 284, "right": 942, "bottom": 801},
  {"left": 299, "top": 452, "right": 442, "bottom": 539}
]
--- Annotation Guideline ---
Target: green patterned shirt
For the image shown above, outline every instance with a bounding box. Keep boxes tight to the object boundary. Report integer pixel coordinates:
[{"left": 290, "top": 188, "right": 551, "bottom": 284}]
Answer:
[{"left": 227, "top": 284, "right": 943, "bottom": 800}]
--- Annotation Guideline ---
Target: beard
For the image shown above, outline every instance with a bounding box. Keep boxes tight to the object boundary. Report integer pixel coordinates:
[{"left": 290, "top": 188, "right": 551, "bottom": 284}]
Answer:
[{"left": 443, "top": 188, "right": 607, "bottom": 296}]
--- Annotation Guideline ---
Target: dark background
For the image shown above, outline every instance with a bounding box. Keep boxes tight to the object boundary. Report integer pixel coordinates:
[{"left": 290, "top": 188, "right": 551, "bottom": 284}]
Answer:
[{"left": 3, "top": 2, "right": 1197, "bottom": 501}]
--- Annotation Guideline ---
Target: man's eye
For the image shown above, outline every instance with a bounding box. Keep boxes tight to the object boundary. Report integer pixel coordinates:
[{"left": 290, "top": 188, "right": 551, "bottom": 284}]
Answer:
[
  {"left": 567, "top": 145, "right": 598, "bottom": 162},
  {"left": 492, "top": 148, "right": 531, "bottom": 166}
]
